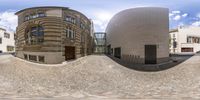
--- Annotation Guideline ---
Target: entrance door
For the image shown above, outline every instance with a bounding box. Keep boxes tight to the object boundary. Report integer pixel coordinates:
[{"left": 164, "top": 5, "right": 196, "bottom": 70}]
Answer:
[
  {"left": 114, "top": 47, "right": 121, "bottom": 59},
  {"left": 145, "top": 45, "right": 157, "bottom": 64},
  {"left": 65, "top": 46, "right": 75, "bottom": 61}
]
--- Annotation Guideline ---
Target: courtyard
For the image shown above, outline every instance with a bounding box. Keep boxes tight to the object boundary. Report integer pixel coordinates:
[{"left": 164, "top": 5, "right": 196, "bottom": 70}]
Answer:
[{"left": 0, "top": 54, "right": 200, "bottom": 99}]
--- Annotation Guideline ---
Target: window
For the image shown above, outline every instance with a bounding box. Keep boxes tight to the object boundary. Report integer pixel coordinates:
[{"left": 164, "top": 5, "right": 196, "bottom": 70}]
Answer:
[
  {"left": 29, "top": 55, "right": 37, "bottom": 61},
  {"left": 38, "top": 56, "right": 45, "bottom": 62},
  {"left": 25, "top": 26, "right": 44, "bottom": 45},
  {"left": 187, "top": 36, "right": 200, "bottom": 43},
  {"left": 0, "top": 37, "right": 2, "bottom": 44},
  {"left": 181, "top": 48, "right": 193, "bottom": 52},
  {"left": 24, "top": 54, "right": 28, "bottom": 60},
  {"left": 66, "top": 16, "right": 76, "bottom": 24},
  {"left": 80, "top": 22, "right": 85, "bottom": 29},
  {"left": 38, "top": 13, "right": 45, "bottom": 17},
  {"left": 66, "top": 27, "right": 75, "bottom": 39},
  {"left": 24, "top": 12, "right": 46, "bottom": 21},
  {"left": 25, "top": 15, "right": 29, "bottom": 21},
  {"left": 4, "top": 32, "right": 10, "bottom": 39},
  {"left": 7, "top": 46, "right": 14, "bottom": 51}
]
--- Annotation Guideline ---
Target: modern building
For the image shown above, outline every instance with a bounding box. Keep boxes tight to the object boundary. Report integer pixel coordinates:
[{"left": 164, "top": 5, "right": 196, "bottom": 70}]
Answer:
[
  {"left": 15, "top": 6, "right": 93, "bottom": 64},
  {"left": 170, "top": 26, "right": 200, "bottom": 54},
  {"left": 94, "top": 32, "right": 106, "bottom": 54},
  {"left": 106, "top": 7, "right": 169, "bottom": 64},
  {"left": 0, "top": 27, "right": 15, "bottom": 53}
]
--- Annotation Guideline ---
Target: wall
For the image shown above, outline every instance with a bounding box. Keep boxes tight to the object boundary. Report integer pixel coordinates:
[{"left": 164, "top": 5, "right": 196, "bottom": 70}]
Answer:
[
  {"left": 0, "top": 29, "right": 15, "bottom": 53},
  {"left": 106, "top": 7, "right": 169, "bottom": 64}
]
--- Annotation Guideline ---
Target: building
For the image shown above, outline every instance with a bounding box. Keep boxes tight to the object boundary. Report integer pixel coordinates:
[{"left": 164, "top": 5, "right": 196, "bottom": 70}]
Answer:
[
  {"left": 94, "top": 32, "right": 106, "bottom": 54},
  {"left": 15, "top": 6, "right": 93, "bottom": 64},
  {"left": 170, "top": 26, "right": 200, "bottom": 54},
  {"left": 0, "top": 27, "right": 15, "bottom": 53},
  {"left": 106, "top": 7, "right": 169, "bottom": 64}
]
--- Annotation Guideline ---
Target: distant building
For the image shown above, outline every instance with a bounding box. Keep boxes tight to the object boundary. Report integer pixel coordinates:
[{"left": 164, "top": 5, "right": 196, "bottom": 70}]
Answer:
[
  {"left": 15, "top": 6, "right": 93, "bottom": 64},
  {"left": 106, "top": 7, "right": 169, "bottom": 64},
  {"left": 0, "top": 27, "right": 15, "bottom": 53},
  {"left": 170, "top": 26, "right": 200, "bottom": 54},
  {"left": 94, "top": 32, "right": 106, "bottom": 54}
]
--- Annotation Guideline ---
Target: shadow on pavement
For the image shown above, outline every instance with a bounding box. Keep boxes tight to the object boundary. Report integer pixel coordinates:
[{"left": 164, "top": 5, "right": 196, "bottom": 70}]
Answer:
[{"left": 107, "top": 54, "right": 193, "bottom": 72}]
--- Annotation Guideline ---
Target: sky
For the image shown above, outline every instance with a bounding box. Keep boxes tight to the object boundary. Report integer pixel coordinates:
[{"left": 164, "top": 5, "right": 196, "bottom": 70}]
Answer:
[{"left": 0, "top": 0, "right": 200, "bottom": 32}]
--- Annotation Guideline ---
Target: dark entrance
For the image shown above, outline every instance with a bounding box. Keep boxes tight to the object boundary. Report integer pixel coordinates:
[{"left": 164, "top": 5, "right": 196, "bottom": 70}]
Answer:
[
  {"left": 114, "top": 47, "right": 121, "bottom": 59},
  {"left": 145, "top": 45, "right": 157, "bottom": 64},
  {"left": 107, "top": 45, "right": 111, "bottom": 55},
  {"left": 65, "top": 46, "right": 75, "bottom": 61}
]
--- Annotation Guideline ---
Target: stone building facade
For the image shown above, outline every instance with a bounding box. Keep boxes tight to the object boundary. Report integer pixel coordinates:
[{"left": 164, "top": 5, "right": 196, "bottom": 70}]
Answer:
[{"left": 15, "top": 6, "right": 93, "bottom": 64}]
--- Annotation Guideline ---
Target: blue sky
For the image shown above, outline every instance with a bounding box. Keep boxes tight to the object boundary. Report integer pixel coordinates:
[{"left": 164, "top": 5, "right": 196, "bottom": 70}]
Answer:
[{"left": 0, "top": 0, "right": 200, "bottom": 32}]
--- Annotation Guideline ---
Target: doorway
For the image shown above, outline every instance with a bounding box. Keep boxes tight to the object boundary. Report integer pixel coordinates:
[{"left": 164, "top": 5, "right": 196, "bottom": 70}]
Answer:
[
  {"left": 145, "top": 45, "right": 157, "bottom": 64},
  {"left": 65, "top": 46, "right": 75, "bottom": 60},
  {"left": 114, "top": 47, "right": 121, "bottom": 59}
]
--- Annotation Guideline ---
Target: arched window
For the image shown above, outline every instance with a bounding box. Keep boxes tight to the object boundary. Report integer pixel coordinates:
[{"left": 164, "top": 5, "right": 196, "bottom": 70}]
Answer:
[{"left": 25, "top": 25, "right": 44, "bottom": 45}]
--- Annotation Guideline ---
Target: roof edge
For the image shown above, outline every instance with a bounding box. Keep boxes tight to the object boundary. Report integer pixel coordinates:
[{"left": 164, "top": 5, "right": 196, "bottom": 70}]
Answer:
[{"left": 15, "top": 6, "right": 69, "bottom": 15}]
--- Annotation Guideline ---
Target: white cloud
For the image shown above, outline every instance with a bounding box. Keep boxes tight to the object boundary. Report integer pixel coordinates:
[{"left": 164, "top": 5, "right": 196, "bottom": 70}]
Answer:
[
  {"left": 192, "top": 21, "right": 200, "bottom": 26},
  {"left": 172, "top": 10, "right": 181, "bottom": 14},
  {"left": 0, "top": 11, "right": 17, "bottom": 32},
  {"left": 182, "top": 13, "right": 188, "bottom": 17},
  {"left": 93, "top": 11, "right": 113, "bottom": 31},
  {"left": 173, "top": 15, "right": 181, "bottom": 21},
  {"left": 169, "top": 13, "right": 174, "bottom": 17}
]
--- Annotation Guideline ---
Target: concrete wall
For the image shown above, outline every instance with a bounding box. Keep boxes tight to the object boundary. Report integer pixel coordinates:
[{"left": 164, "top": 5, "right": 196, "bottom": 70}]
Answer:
[{"left": 106, "top": 7, "right": 169, "bottom": 64}]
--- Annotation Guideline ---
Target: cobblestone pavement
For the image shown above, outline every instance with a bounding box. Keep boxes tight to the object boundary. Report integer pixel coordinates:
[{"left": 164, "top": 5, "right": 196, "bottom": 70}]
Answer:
[{"left": 0, "top": 54, "right": 200, "bottom": 99}]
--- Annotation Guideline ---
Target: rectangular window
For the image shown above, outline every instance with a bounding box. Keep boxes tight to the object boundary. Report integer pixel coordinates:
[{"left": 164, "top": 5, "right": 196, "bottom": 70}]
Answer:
[
  {"left": 24, "top": 54, "right": 28, "bottom": 60},
  {"left": 181, "top": 48, "right": 193, "bottom": 52},
  {"left": 7, "top": 46, "right": 14, "bottom": 51},
  {"left": 4, "top": 32, "right": 10, "bottom": 39},
  {"left": 38, "top": 56, "right": 45, "bottom": 62},
  {"left": 29, "top": 55, "right": 37, "bottom": 61},
  {"left": 38, "top": 13, "right": 45, "bottom": 17},
  {"left": 0, "top": 37, "right": 2, "bottom": 44},
  {"left": 25, "top": 15, "right": 29, "bottom": 21},
  {"left": 66, "top": 28, "right": 75, "bottom": 39},
  {"left": 66, "top": 16, "right": 76, "bottom": 24}
]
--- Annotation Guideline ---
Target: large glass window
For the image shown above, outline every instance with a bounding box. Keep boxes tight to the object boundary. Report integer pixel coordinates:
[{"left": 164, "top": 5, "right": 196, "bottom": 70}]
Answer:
[{"left": 25, "top": 26, "right": 44, "bottom": 45}]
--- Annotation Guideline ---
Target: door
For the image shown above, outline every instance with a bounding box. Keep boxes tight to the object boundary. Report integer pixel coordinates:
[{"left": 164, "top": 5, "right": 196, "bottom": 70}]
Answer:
[
  {"left": 107, "top": 45, "right": 111, "bottom": 55},
  {"left": 65, "top": 46, "right": 75, "bottom": 60},
  {"left": 114, "top": 47, "right": 121, "bottom": 59},
  {"left": 145, "top": 45, "right": 157, "bottom": 64}
]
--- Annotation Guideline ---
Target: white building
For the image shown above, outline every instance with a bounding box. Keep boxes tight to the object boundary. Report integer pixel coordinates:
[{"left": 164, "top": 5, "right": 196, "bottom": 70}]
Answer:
[
  {"left": 170, "top": 26, "right": 200, "bottom": 54},
  {"left": 0, "top": 27, "right": 15, "bottom": 53}
]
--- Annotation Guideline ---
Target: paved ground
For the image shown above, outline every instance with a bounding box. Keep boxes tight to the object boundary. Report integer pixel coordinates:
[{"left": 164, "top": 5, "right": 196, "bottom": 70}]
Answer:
[{"left": 0, "top": 54, "right": 200, "bottom": 99}]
